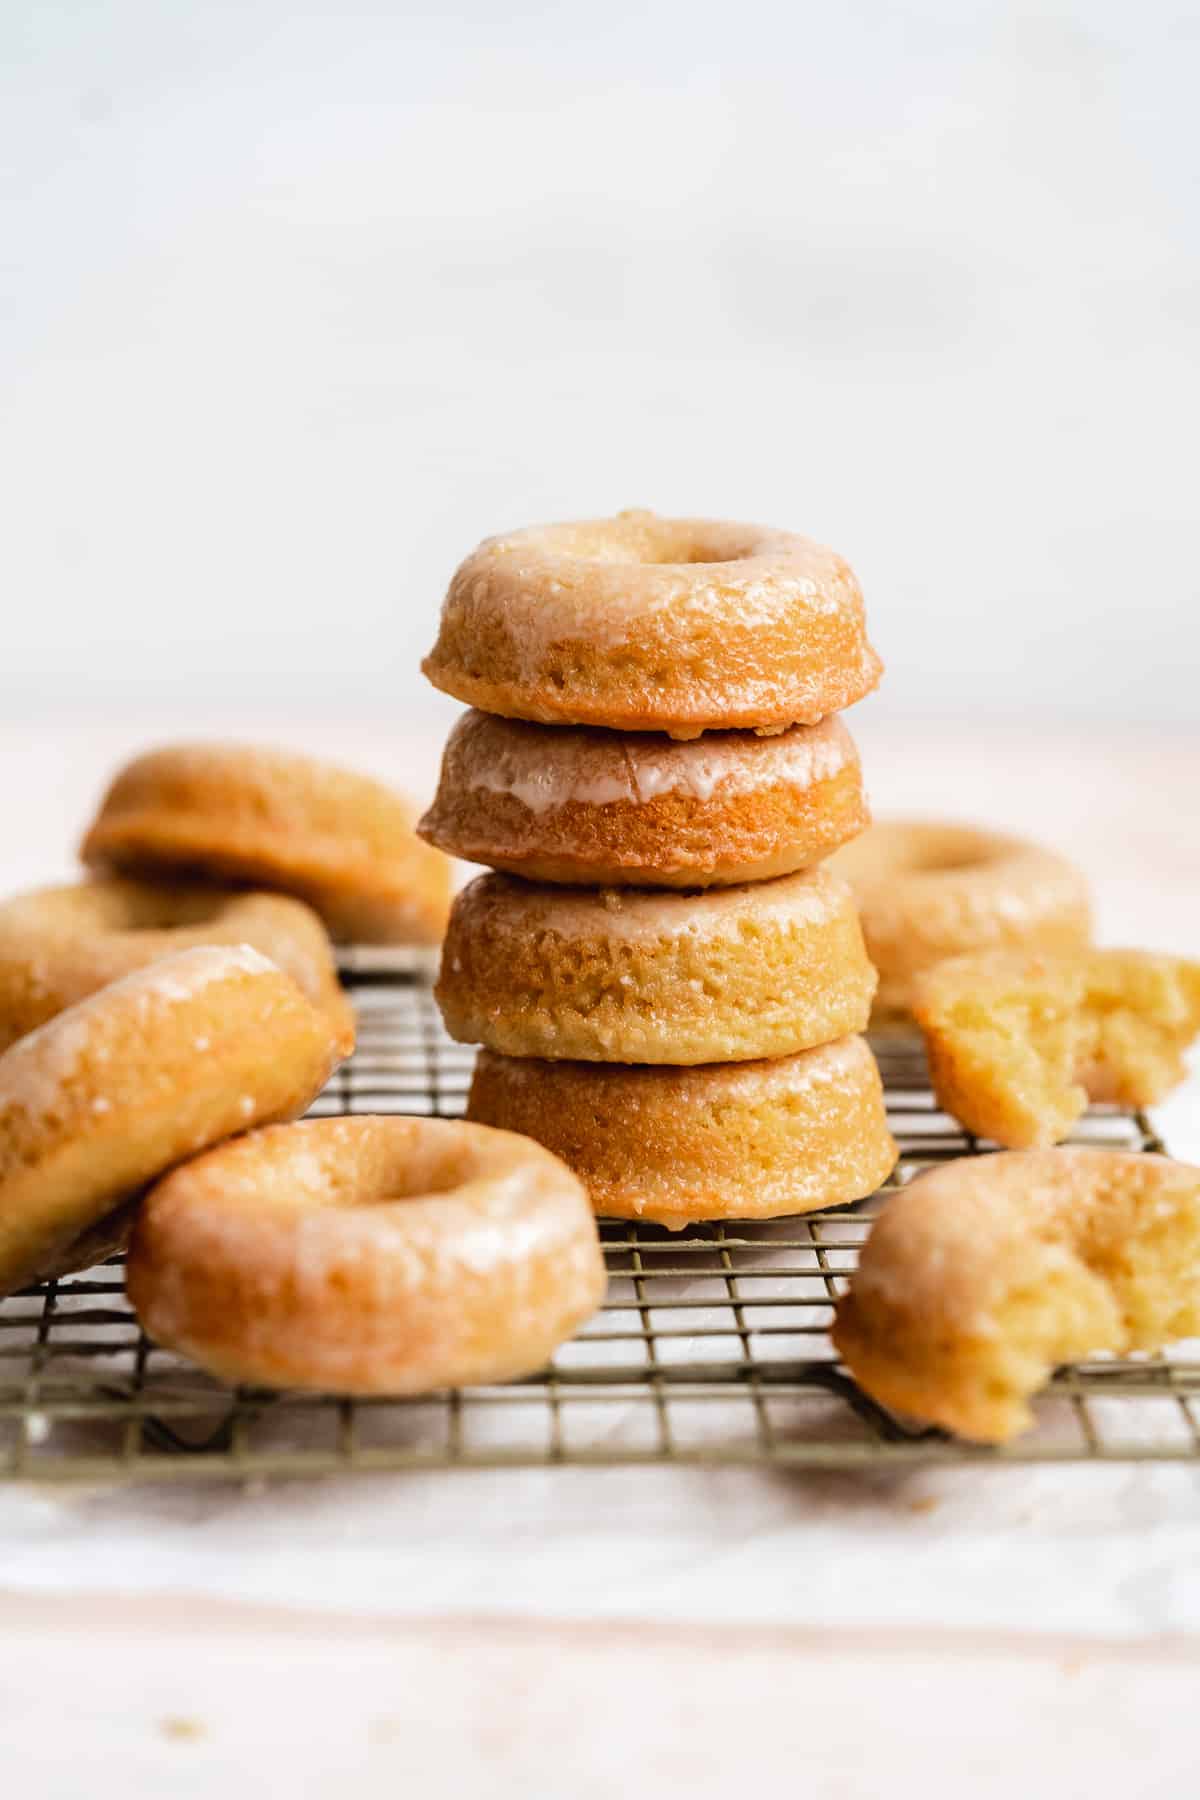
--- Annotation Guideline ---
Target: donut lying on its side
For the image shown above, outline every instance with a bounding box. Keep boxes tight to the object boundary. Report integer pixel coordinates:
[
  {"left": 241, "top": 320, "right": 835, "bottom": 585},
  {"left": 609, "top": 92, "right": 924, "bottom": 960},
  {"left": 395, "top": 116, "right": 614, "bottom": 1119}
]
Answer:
[
  {"left": 0, "top": 946, "right": 345, "bottom": 1297},
  {"left": 832, "top": 1149, "right": 1200, "bottom": 1442},
  {"left": 81, "top": 743, "right": 452, "bottom": 946},
  {"left": 0, "top": 878, "right": 355, "bottom": 1053}
]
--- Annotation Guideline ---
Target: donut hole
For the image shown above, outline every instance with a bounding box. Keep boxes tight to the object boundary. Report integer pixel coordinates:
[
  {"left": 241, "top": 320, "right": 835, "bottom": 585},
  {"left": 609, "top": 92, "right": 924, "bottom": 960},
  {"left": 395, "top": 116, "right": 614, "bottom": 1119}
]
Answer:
[
  {"left": 92, "top": 882, "right": 239, "bottom": 935},
  {"left": 833, "top": 823, "right": 1002, "bottom": 885},
  {"left": 556, "top": 517, "right": 757, "bottom": 569},
  {"left": 902, "top": 830, "right": 1001, "bottom": 877},
  {"left": 911, "top": 849, "right": 986, "bottom": 875},
  {"left": 276, "top": 1122, "right": 498, "bottom": 1213},
  {"left": 368, "top": 1141, "right": 480, "bottom": 1205},
  {"left": 639, "top": 547, "right": 740, "bottom": 567}
]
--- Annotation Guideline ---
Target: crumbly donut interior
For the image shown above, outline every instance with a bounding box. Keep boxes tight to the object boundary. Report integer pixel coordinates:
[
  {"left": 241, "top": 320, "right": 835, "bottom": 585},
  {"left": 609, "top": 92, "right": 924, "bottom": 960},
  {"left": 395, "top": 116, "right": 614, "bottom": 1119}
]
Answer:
[
  {"left": 917, "top": 951, "right": 1200, "bottom": 1148},
  {"left": 922, "top": 982, "right": 1084, "bottom": 1146},
  {"left": 960, "top": 1165, "right": 1200, "bottom": 1437},
  {"left": 95, "top": 885, "right": 236, "bottom": 932},
  {"left": 1076, "top": 955, "right": 1200, "bottom": 1104}
]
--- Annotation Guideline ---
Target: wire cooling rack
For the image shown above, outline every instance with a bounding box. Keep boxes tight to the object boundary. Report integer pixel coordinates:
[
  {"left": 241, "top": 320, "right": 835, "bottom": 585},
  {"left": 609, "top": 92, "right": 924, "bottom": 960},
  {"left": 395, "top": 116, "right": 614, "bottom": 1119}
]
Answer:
[{"left": 2, "top": 970, "right": 1197, "bottom": 1484}]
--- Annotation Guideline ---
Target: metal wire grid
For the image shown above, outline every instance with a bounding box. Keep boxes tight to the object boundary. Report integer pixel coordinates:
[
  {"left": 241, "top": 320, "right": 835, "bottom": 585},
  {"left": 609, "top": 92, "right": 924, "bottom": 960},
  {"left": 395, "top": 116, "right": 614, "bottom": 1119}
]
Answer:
[{"left": 2, "top": 974, "right": 1197, "bottom": 1483}]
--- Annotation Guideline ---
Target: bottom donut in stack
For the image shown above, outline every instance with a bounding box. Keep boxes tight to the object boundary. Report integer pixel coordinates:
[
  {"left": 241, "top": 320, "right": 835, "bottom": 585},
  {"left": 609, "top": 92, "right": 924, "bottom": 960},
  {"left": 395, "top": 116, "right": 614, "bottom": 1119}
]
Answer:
[
  {"left": 438, "top": 863, "right": 897, "bottom": 1225},
  {"left": 436, "top": 867, "right": 878, "bottom": 1066},
  {"left": 467, "top": 1037, "right": 897, "bottom": 1229}
]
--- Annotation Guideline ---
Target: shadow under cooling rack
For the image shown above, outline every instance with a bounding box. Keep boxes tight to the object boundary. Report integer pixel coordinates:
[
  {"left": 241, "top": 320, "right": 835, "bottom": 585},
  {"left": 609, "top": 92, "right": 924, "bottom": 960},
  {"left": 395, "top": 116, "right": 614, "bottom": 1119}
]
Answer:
[{"left": 2, "top": 973, "right": 1197, "bottom": 1483}]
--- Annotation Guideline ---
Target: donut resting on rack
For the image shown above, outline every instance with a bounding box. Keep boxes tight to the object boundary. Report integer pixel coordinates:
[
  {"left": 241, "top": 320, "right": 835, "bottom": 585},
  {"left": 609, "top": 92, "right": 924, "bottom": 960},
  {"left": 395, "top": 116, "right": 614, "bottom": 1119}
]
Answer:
[
  {"left": 82, "top": 742, "right": 452, "bottom": 946},
  {"left": 467, "top": 1038, "right": 897, "bottom": 1227},
  {"left": 833, "top": 1148, "right": 1200, "bottom": 1442},
  {"left": 127, "top": 1115, "right": 607, "bottom": 1392},
  {"left": 0, "top": 946, "right": 346, "bottom": 1298},
  {"left": 0, "top": 878, "right": 355, "bottom": 1052}
]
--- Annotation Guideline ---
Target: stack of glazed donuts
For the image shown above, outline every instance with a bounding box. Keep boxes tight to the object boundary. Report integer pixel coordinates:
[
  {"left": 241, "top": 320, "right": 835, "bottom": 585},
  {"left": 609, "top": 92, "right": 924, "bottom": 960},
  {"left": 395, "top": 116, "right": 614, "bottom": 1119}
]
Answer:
[{"left": 421, "top": 509, "right": 899, "bottom": 1227}]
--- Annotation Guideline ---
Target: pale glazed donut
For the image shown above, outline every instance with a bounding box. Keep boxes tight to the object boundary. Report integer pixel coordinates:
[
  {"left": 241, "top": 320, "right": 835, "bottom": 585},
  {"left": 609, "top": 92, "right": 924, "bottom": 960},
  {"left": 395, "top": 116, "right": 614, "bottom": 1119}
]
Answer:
[
  {"left": 81, "top": 743, "right": 452, "bottom": 945},
  {"left": 828, "top": 819, "right": 1092, "bottom": 1023},
  {"left": 0, "top": 946, "right": 346, "bottom": 1298},
  {"left": 422, "top": 511, "right": 883, "bottom": 737},
  {"left": 0, "top": 878, "right": 356, "bottom": 1053},
  {"left": 437, "top": 866, "right": 877, "bottom": 1064},
  {"left": 833, "top": 1149, "right": 1200, "bottom": 1443},
  {"left": 419, "top": 710, "right": 869, "bottom": 888},
  {"left": 913, "top": 947, "right": 1200, "bottom": 1148},
  {"left": 127, "top": 1116, "right": 606, "bottom": 1393},
  {"left": 467, "top": 1038, "right": 897, "bottom": 1228}
]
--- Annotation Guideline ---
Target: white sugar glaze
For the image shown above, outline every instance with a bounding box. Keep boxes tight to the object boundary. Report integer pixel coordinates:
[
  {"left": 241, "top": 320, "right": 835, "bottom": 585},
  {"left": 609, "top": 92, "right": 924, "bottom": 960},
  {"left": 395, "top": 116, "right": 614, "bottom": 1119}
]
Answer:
[
  {"left": 443, "top": 514, "right": 863, "bottom": 663},
  {"left": 454, "top": 714, "right": 853, "bottom": 816},
  {"left": 0, "top": 945, "right": 277, "bottom": 1122}
]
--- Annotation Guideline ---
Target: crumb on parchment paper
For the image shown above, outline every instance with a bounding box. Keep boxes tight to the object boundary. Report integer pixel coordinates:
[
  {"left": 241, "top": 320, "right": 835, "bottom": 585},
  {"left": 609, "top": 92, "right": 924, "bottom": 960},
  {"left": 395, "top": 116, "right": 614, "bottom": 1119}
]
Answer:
[{"left": 160, "top": 1717, "right": 206, "bottom": 1742}]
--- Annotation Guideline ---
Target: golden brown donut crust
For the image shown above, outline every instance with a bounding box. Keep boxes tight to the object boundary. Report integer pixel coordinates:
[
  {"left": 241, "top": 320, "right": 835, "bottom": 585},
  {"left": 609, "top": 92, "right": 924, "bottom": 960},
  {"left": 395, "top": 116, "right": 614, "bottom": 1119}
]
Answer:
[
  {"left": 437, "top": 867, "right": 877, "bottom": 1064},
  {"left": 422, "top": 511, "right": 883, "bottom": 736},
  {"left": 467, "top": 1038, "right": 897, "bottom": 1228},
  {"left": 81, "top": 743, "right": 452, "bottom": 946},
  {"left": 913, "top": 947, "right": 1200, "bottom": 1148},
  {"left": 0, "top": 946, "right": 346, "bottom": 1297},
  {"left": 833, "top": 1149, "right": 1200, "bottom": 1443},
  {"left": 829, "top": 819, "right": 1092, "bottom": 1023},
  {"left": 127, "top": 1115, "right": 606, "bottom": 1393},
  {"left": 0, "top": 878, "right": 355, "bottom": 1052},
  {"left": 419, "top": 711, "right": 869, "bottom": 887}
]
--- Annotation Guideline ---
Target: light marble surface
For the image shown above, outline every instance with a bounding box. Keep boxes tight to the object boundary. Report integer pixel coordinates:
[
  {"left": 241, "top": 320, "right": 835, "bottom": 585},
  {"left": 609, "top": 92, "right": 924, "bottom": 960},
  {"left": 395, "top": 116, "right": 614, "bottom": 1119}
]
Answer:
[
  {"left": 6, "top": 1595, "right": 1200, "bottom": 1798},
  {"left": 0, "top": 715, "right": 1197, "bottom": 1792}
]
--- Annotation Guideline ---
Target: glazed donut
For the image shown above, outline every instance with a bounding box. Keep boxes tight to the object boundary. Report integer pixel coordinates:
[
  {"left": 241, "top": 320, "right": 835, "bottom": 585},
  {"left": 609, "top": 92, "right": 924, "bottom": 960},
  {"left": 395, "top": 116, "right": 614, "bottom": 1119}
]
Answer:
[
  {"left": 422, "top": 510, "right": 882, "bottom": 737},
  {"left": 468, "top": 1038, "right": 897, "bottom": 1228},
  {"left": 437, "top": 867, "right": 876, "bottom": 1065},
  {"left": 127, "top": 1116, "right": 606, "bottom": 1393},
  {"left": 0, "top": 946, "right": 345, "bottom": 1298},
  {"left": 81, "top": 743, "right": 452, "bottom": 945},
  {"left": 913, "top": 947, "right": 1200, "bottom": 1149},
  {"left": 833, "top": 1148, "right": 1200, "bottom": 1443},
  {"left": 828, "top": 819, "right": 1092, "bottom": 1023},
  {"left": 0, "top": 878, "right": 355, "bottom": 1053},
  {"left": 419, "top": 711, "right": 869, "bottom": 888}
]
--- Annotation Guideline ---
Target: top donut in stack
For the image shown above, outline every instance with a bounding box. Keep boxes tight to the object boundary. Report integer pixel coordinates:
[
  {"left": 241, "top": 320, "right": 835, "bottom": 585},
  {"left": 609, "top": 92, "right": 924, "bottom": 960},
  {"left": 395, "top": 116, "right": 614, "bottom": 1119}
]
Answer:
[
  {"left": 422, "top": 509, "right": 880, "bottom": 885},
  {"left": 423, "top": 509, "right": 879, "bottom": 740},
  {"left": 419, "top": 509, "right": 896, "bottom": 1226}
]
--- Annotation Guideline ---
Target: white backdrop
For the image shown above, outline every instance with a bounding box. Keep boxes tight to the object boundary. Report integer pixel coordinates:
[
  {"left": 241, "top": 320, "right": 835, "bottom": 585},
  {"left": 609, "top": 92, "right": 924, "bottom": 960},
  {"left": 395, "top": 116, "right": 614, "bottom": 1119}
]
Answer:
[{"left": 2, "top": 1, "right": 1197, "bottom": 725}]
